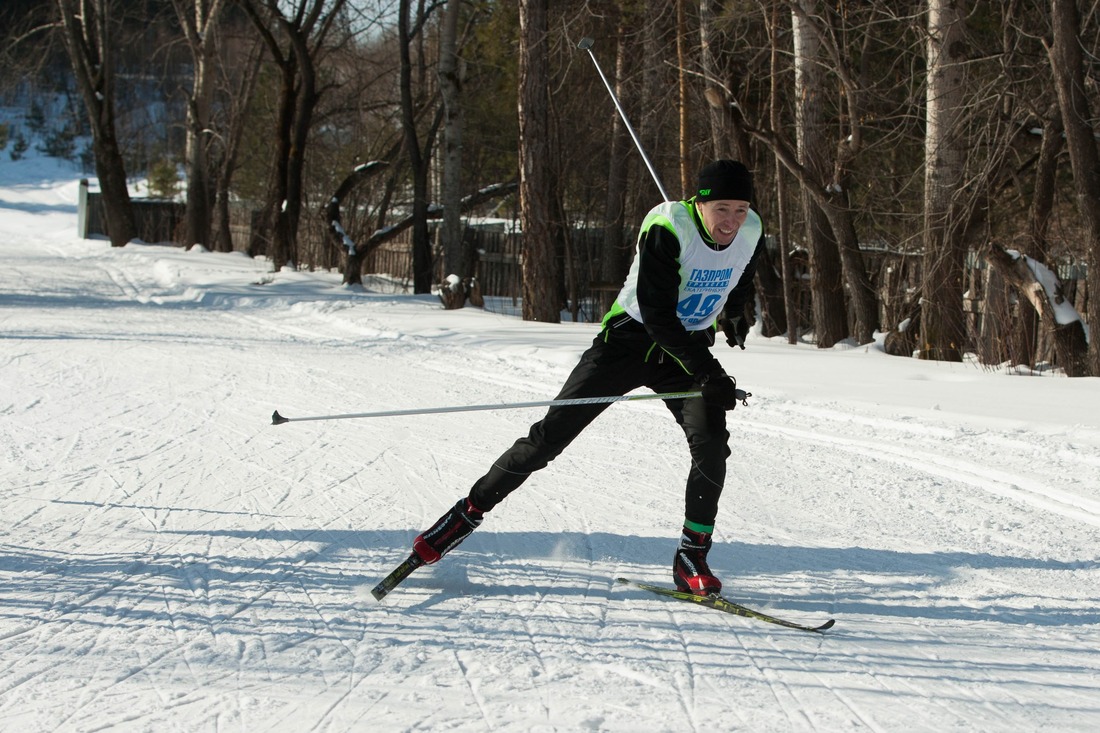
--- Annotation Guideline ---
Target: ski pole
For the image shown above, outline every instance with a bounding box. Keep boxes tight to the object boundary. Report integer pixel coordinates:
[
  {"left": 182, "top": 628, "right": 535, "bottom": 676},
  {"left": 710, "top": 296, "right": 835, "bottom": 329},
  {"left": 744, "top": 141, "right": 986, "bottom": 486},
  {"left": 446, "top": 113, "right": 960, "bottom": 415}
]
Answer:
[
  {"left": 577, "top": 37, "right": 670, "bottom": 202},
  {"left": 271, "top": 389, "right": 750, "bottom": 425}
]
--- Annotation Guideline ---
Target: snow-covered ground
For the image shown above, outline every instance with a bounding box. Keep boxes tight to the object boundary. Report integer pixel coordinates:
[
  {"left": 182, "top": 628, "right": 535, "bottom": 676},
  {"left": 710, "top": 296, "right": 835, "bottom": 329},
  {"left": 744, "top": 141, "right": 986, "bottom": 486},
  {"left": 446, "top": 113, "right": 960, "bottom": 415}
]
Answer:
[{"left": 2, "top": 154, "right": 1100, "bottom": 732}]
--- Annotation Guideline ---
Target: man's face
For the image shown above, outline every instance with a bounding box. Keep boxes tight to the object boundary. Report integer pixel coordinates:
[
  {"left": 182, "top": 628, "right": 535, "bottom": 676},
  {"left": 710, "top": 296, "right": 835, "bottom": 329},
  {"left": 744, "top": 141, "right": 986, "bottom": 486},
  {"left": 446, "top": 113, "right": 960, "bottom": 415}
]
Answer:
[{"left": 698, "top": 199, "right": 750, "bottom": 246}]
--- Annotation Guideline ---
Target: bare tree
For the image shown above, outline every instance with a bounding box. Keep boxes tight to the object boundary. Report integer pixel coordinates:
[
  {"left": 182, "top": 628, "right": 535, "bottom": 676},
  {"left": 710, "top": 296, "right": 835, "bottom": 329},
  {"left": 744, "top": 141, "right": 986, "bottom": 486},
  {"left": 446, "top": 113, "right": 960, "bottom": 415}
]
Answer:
[
  {"left": 171, "top": 0, "right": 227, "bottom": 250},
  {"left": 518, "top": 0, "right": 560, "bottom": 322},
  {"left": 324, "top": 159, "right": 388, "bottom": 286},
  {"left": 600, "top": 4, "right": 633, "bottom": 289},
  {"left": 397, "top": 0, "right": 442, "bottom": 294},
  {"left": 985, "top": 245, "right": 1090, "bottom": 376},
  {"left": 438, "top": 0, "right": 467, "bottom": 295},
  {"left": 349, "top": 180, "right": 517, "bottom": 273},
  {"left": 641, "top": 0, "right": 677, "bottom": 199},
  {"left": 919, "top": 0, "right": 969, "bottom": 362},
  {"left": 811, "top": 4, "right": 880, "bottom": 342},
  {"left": 55, "top": 0, "right": 135, "bottom": 248},
  {"left": 768, "top": 1, "right": 796, "bottom": 344},
  {"left": 1017, "top": 105, "right": 1065, "bottom": 367},
  {"left": 789, "top": 0, "right": 848, "bottom": 346},
  {"left": 698, "top": 0, "right": 727, "bottom": 160},
  {"left": 1045, "top": 0, "right": 1100, "bottom": 376},
  {"left": 239, "top": 0, "right": 349, "bottom": 270},
  {"left": 210, "top": 24, "right": 265, "bottom": 254},
  {"left": 675, "top": 0, "right": 691, "bottom": 194}
]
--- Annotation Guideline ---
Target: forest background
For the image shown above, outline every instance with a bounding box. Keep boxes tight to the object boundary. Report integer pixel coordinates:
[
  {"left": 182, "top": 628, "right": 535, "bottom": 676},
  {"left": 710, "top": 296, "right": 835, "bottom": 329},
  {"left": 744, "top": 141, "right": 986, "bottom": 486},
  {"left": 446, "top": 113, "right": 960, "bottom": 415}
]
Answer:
[{"left": 1, "top": 0, "right": 1098, "bottom": 377}]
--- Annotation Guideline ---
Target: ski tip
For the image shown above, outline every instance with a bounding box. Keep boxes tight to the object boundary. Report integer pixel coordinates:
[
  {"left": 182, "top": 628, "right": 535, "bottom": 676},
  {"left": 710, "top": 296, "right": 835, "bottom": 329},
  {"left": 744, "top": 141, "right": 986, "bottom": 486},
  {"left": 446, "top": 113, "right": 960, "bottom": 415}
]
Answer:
[
  {"left": 370, "top": 553, "right": 425, "bottom": 603},
  {"left": 271, "top": 410, "right": 289, "bottom": 425},
  {"left": 816, "top": 618, "right": 836, "bottom": 632}
]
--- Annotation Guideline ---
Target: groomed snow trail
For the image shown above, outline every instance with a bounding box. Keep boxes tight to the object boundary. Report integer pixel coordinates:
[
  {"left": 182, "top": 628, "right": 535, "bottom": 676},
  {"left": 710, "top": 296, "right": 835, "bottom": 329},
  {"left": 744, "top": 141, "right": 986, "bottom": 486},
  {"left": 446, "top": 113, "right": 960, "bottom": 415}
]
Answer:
[{"left": 2, "top": 183, "right": 1100, "bottom": 731}]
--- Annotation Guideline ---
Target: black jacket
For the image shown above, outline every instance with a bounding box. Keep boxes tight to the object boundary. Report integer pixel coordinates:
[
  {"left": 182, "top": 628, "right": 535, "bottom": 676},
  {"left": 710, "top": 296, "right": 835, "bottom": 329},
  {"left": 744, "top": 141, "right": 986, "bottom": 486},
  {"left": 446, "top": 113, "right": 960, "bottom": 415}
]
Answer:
[{"left": 605, "top": 201, "right": 764, "bottom": 377}]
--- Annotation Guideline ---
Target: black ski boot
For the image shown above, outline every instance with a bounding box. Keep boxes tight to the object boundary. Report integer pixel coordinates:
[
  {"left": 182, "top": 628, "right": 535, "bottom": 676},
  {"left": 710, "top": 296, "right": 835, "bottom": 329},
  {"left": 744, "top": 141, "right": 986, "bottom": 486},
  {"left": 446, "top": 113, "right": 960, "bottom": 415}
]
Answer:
[
  {"left": 673, "top": 527, "right": 722, "bottom": 596},
  {"left": 413, "top": 498, "right": 484, "bottom": 564}
]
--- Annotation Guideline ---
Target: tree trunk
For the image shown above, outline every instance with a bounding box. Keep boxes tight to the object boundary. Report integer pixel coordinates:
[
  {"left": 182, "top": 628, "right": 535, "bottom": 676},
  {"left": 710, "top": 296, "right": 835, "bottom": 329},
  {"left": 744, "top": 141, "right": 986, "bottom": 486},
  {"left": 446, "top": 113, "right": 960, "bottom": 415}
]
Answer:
[
  {"left": 248, "top": 61, "right": 293, "bottom": 263},
  {"left": 240, "top": 3, "right": 292, "bottom": 264},
  {"left": 173, "top": 0, "right": 225, "bottom": 250},
  {"left": 792, "top": 1, "right": 847, "bottom": 347},
  {"left": 56, "top": 0, "right": 135, "bottom": 248},
  {"left": 1007, "top": 104, "right": 1061, "bottom": 367},
  {"left": 977, "top": 264, "right": 1010, "bottom": 365},
  {"left": 241, "top": 0, "right": 344, "bottom": 271},
  {"left": 699, "top": 0, "right": 727, "bottom": 160},
  {"left": 283, "top": 47, "right": 318, "bottom": 271},
  {"left": 768, "top": 2, "right": 793, "bottom": 342},
  {"left": 399, "top": 0, "right": 435, "bottom": 294},
  {"left": 919, "top": 0, "right": 969, "bottom": 362},
  {"left": 820, "top": 200, "right": 877, "bottom": 344},
  {"left": 641, "top": 0, "right": 672, "bottom": 203},
  {"left": 601, "top": 5, "right": 631, "bottom": 289},
  {"left": 1047, "top": 0, "right": 1100, "bottom": 376},
  {"left": 676, "top": 0, "right": 690, "bottom": 195},
  {"left": 325, "top": 161, "right": 388, "bottom": 286},
  {"left": 517, "top": 0, "right": 559, "bottom": 322},
  {"left": 211, "top": 37, "right": 263, "bottom": 254},
  {"left": 985, "top": 245, "right": 1090, "bottom": 376},
  {"left": 438, "top": 0, "right": 466, "bottom": 291}
]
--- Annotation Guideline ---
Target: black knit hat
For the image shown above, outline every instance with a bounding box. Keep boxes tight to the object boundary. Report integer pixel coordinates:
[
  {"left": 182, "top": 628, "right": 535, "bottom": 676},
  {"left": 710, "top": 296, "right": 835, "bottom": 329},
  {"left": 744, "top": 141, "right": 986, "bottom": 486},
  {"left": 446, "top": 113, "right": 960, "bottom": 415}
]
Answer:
[{"left": 696, "top": 160, "right": 753, "bottom": 203}]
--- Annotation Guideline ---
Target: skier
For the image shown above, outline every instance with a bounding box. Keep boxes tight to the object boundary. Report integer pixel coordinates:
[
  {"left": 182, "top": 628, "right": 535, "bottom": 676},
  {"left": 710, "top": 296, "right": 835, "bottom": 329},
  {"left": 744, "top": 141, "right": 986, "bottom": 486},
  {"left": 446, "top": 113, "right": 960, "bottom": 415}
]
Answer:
[{"left": 412, "top": 160, "right": 764, "bottom": 596}]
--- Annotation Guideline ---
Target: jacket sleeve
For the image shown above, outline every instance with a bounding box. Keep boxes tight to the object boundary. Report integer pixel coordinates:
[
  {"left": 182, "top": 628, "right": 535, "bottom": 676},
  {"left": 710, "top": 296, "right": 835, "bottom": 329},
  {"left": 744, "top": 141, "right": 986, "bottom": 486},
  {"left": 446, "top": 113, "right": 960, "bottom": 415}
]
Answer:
[{"left": 634, "top": 224, "right": 719, "bottom": 376}]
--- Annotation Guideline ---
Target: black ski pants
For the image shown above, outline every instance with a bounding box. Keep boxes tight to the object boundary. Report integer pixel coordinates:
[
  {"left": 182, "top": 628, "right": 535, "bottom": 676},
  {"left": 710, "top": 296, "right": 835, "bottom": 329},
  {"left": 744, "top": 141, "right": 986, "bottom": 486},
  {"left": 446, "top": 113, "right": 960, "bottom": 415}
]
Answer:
[{"left": 467, "top": 327, "right": 731, "bottom": 527}]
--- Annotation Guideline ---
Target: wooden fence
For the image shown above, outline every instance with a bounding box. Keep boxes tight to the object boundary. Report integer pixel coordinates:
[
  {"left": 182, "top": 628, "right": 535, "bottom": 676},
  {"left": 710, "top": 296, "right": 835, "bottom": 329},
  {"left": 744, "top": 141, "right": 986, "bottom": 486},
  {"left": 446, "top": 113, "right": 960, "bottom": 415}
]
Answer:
[
  {"left": 78, "top": 186, "right": 1088, "bottom": 355},
  {"left": 79, "top": 180, "right": 186, "bottom": 244},
  {"left": 80, "top": 181, "right": 258, "bottom": 252}
]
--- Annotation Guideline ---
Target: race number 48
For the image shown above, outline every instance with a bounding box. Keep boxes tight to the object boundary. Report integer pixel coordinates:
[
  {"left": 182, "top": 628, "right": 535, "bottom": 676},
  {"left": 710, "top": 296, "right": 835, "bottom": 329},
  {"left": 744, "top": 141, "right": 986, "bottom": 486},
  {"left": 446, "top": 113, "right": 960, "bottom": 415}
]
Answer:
[{"left": 677, "top": 293, "right": 723, "bottom": 322}]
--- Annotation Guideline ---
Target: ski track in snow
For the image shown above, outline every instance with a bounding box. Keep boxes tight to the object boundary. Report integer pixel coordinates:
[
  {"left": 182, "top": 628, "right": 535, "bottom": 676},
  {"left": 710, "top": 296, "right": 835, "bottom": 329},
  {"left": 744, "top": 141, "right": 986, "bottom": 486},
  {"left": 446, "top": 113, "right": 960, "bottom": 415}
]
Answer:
[{"left": 2, "top": 175, "right": 1100, "bottom": 731}]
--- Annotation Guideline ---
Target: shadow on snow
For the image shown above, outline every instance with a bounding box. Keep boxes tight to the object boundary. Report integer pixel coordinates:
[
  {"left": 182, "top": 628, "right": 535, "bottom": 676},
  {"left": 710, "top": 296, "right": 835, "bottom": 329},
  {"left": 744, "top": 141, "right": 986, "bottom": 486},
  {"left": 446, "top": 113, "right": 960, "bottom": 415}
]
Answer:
[{"left": 2, "top": 527, "right": 1097, "bottom": 633}]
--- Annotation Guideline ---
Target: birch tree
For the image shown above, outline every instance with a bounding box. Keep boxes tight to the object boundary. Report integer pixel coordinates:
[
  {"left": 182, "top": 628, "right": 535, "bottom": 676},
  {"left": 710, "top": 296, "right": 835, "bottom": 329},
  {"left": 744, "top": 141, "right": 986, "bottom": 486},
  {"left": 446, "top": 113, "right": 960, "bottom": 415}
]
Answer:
[
  {"left": 919, "top": 0, "right": 969, "bottom": 362},
  {"left": 789, "top": 1, "right": 877, "bottom": 345},
  {"left": 791, "top": 0, "right": 847, "bottom": 346}
]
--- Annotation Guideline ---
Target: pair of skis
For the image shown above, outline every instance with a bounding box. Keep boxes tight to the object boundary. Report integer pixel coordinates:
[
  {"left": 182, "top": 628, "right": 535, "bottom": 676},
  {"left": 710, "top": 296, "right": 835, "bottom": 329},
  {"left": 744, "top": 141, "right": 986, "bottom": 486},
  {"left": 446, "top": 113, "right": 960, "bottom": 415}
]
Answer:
[{"left": 371, "top": 553, "right": 834, "bottom": 634}]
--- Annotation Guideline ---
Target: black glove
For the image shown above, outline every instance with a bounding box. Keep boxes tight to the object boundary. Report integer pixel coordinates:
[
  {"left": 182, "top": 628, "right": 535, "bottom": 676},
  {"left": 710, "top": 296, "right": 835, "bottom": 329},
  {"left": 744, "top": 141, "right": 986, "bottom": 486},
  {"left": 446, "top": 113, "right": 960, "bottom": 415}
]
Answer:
[
  {"left": 695, "top": 362, "right": 740, "bottom": 410},
  {"left": 719, "top": 314, "right": 750, "bottom": 349}
]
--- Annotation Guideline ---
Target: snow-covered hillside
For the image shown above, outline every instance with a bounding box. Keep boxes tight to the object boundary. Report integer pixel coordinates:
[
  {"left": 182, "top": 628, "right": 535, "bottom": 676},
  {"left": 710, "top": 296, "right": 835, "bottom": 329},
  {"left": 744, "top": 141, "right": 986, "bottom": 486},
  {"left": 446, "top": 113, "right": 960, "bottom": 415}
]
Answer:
[{"left": 2, "top": 154, "right": 1099, "bottom": 732}]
